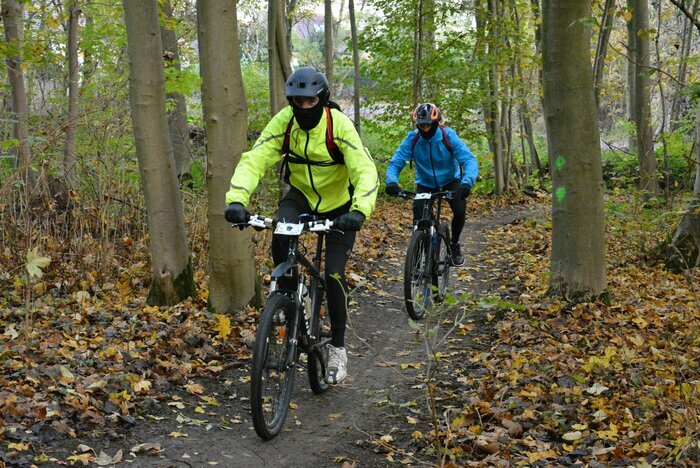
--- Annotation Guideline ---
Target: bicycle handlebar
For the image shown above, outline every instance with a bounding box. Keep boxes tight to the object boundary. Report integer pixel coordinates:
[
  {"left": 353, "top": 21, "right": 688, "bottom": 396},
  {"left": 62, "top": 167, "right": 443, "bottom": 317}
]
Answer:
[
  {"left": 235, "top": 214, "right": 336, "bottom": 233},
  {"left": 393, "top": 189, "right": 456, "bottom": 200}
]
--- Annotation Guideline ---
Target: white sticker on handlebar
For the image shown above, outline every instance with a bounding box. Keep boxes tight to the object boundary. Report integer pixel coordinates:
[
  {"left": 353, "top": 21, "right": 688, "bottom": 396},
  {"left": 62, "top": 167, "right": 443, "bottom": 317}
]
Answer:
[
  {"left": 415, "top": 192, "right": 432, "bottom": 200},
  {"left": 275, "top": 222, "right": 304, "bottom": 236}
]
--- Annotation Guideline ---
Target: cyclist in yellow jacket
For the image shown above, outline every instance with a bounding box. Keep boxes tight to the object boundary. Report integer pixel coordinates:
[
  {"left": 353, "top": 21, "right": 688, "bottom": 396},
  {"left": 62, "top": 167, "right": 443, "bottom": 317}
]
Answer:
[{"left": 225, "top": 67, "right": 378, "bottom": 384}]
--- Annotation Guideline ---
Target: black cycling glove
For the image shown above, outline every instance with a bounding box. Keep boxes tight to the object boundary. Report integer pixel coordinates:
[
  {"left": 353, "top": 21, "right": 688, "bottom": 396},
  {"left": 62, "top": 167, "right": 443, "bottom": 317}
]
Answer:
[
  {"left": 224, "top": 202, "right": 250, "bottom": 224},
  {"left": 335, "top": 210, "right": 366, "bottom": 231},
  {"left": 385, "top": 182, "right": 400, "bottom": 196},
  {"left": 458, "top": 184, "right": 472, "bottom": 200}
]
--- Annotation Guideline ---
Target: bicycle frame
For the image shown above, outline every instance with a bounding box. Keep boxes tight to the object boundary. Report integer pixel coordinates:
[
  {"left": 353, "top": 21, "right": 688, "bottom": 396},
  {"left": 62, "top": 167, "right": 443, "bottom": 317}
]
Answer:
[
  {"left": 251, "top": 215, "right": 332, "bottom": 370},
  {"left": 404, "top": 190, "right": 453, "bottom": 269}
]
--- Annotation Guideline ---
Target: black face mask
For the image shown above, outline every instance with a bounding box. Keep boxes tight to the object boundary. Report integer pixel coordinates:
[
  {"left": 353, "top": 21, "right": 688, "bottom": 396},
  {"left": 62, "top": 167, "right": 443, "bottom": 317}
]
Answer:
[
  {"left": 419, "top": 121, "right": 439, "bottom": 140},
  {"left": 292, "top": 101, "right": 324, "bottom": 130}
]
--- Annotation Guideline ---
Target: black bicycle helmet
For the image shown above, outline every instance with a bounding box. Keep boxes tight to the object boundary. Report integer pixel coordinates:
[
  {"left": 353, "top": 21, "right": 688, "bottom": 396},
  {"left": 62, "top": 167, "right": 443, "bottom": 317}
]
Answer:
[
  {"left": 412, "top": 103, "right": 442, "bottom": 125},
  {"left": 285, "top": 67, "right": 330, "bottom": 104}
]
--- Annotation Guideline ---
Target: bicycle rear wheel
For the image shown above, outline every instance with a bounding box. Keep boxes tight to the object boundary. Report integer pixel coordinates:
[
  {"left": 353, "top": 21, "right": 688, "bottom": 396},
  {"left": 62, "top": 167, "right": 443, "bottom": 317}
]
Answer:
[
  {"left": 250, "top": 292, "right": 296, "bottom": 440},
  {"left": 432, "top": 222, "right": 451, "bottom": 303},
  {"left": 404, "top": 230, "right": 432, "bottom": 320},
  {"left": 307, "top": 279, "right": 331, "bottom": 394}
]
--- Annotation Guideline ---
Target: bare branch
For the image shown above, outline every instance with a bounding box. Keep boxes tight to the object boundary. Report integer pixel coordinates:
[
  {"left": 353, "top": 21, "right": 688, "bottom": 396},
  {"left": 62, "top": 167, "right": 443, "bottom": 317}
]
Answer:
[{"left": 669, "top": 0, "right": 700, "bottom": 33}]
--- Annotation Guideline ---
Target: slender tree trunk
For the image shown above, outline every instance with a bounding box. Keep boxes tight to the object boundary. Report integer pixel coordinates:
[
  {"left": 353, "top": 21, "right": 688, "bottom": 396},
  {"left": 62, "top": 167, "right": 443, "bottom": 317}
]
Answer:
[
  {"left": 626, "top": 0, "right": 637, "bottom": 153},
  {"left": 324, "top": 0, "right": 333, "bottom": 91},
  {"left": 197, "top": 0, "right": 257, "bottom": 313},
  {"left": 348, "top": 0, "right": 361, "bottom": 131},
  {"left": 664, "top": 103, "right": 700, "bottom": 271},
  {"left": 633, "top": 0, "right": 659, "bottom": 200},
  {"left": 488, "top": 0, "right": 505, "bottom": 194},
  {"left": 162, "top": 0, "right": 192, "bottom": 183},
  {"left": 2, "top": 0, "right": 36, "bottom": 188},
  {"left": 593, "top": 0, "right": 615, "bottom": 107},
  {"left": 82, "top": 12, "right": 94, "bottom": 83},
  {"left": 123, "top": 0, "right": 196, "bottom": 306},
  {"left": 268, "top": 0, "right": 290, "bottom": 115},
  {"left": 64, "top": 0, "right": 79, "bottom": 188},
  {"left": 412, "top": 0, "right": 423, "bottom": 108},
  {"left": 670, "top": 0, "right": 698, "bottom": 128},
  {"left": 543, "top": 0, "right": 607, "bottom": 300}
]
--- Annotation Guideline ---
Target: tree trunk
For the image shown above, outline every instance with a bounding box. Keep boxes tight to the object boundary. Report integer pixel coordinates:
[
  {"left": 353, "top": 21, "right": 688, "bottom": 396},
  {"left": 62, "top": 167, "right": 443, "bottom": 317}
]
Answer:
[
  {"left": 593, "top": 0, "right": 615, "bottom": 107},
  {"left": 542, "top": 0, "right": 607, "bottom": 300},
  {"left": 663, "top": 103, "right": 700, "bottom": 272},
  {"left": 123, "top": 0, "right": 196, "bottom": 306},
  {"left": 488, "top": 0, "right": 505, "bottom": 194},
  {"left": 197, "top": 0, "right": 257, "bottom": 313},
  {"left": 2, "top": 0, "right": 36, "bottom": 188},
  {"left": 162, "top": 0, "right": 192, "bottom": 184},
  {"left": 324, "top": 0, "right": 333, "bottom": 91},
  {"left": 670, "top": 0, "right": 698, "bottom": 129},
  {"left": 268, "top": 0, "right": 291, "bottom": 115},
  {"left": 626, "top": 0, "right": 636, "bottom": 152},
  {"left": 348, "top": 0, "right": 361, "bottom": 131},
  {"left": 633, "top": 0, "right": 659, "bottom": 200},
  {"left": 412, "top": 0, "right": 423, "bottom": 107},
  {"left": 64, "top": 0, "right": 79, "bottom": 188}
]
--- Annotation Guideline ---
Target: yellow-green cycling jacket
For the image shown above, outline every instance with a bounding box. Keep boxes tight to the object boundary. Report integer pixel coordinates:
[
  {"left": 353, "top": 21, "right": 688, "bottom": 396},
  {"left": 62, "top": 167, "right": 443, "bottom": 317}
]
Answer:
[{"left": 225, "top": 106, "right": 379, "bottom": 218}]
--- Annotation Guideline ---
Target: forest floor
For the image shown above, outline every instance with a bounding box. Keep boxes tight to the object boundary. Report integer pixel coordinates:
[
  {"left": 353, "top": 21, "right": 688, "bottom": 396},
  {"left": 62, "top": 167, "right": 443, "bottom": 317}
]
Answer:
[{"left": 1, "top": 195, "right": 698, "bottom": 467}]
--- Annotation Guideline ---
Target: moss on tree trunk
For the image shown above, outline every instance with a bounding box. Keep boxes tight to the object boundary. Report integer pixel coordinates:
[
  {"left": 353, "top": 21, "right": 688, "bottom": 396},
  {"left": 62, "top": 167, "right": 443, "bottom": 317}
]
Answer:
[{"left": 147, "top": 257, "right": 197, "bottom": 306}]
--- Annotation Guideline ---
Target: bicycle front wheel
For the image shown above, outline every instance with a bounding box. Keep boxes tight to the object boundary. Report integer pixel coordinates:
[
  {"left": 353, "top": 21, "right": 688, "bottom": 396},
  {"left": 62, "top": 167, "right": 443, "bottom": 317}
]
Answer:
[
  {"left": 307, "top": 279, "right": 331, "bottom": 394},
  {"left": 433, "top": 222, "right": 451, "bottom": 302},
  {"left": 404, "top": 230, "right": 432, "bottom": 320},
  {"left": 250, "top": 292, "right": 296, "bottom": 440}
]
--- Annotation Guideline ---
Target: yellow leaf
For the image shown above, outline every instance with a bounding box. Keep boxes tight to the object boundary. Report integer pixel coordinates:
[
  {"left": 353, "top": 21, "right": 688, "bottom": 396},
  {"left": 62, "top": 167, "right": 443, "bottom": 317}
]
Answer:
[
  {"left": 527, "top": 449, "right": 558, "bottom": 463},
  {"left": 406, "top": 416, "right": 418, "bottom": 425},
  {"left": 26, "top": 247, "right": 51, "bottom": 278},
  {"left": 563, "top": 431, "right": 582, "bottom": 441},
  {"left": 134, "top": 380, "right": 152, "bottom": 393},
  {"left": 411, "top": 431, "right": 423, "bottom": 440},
  {"left": 169, "top": 432, "right": 189, "bottom": 438},
  {"left": 450, "top": 416, "right": 468, "bottom": 431},
  {"left": 185, "top": 382, "right": 204, "bottom": 395},
  {"left": 213, "top": 314, "right": 231, "bottom": 340},
  {"left": 289, "top": 403, "right": 298, "bottom": 410},
  {"left": 572, "top": 423, "right": 588, "bottom": 431},
  {"left": 194, "top": 406, "right": 205, "bottom": 414},
  {"left": 380, "top": 434, "right": 394, "bottom": 444},
  {"left": 521, "top": 409, "right": 536, "bottom": 419},
  {"left": 59, "top": 366, "right": 75, "bottom": 384},
  {"left": 67, "top": 453, "right": 94, "bottom": 465},
  {"left": 200, "top": 395, "right": 219, "bottom": 406},
  {"left": 8, "top": 442, "right": 29, "bottom": 451}
]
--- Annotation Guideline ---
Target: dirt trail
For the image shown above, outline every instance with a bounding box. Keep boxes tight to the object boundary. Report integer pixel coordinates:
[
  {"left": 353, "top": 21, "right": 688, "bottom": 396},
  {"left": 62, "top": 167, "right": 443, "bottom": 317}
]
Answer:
[{"left": 49, "top": 206, "right": 529, "bottom": 467}]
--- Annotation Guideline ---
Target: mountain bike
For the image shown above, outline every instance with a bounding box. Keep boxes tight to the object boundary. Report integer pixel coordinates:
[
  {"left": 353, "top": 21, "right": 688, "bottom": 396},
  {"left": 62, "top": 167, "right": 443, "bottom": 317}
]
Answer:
[
  {"left": 393, "top": 190, "right": 455, "bottom": 320},
  {"left": 237, "top": 214, "right": 334, "bottom": 440}
]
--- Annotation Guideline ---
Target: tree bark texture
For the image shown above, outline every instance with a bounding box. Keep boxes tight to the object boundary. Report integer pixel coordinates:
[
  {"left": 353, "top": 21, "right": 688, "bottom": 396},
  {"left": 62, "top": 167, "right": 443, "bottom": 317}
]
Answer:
[
  {"left": 197, "top": 0, "right": 257, "bottom": 313},
  {"left": 324, "top": 0, "right": 333, "bottom": 91},
  {"left": 542, "top": 0, "right": 607, "bottom": 300},
  {"left": 268, "top": 0, "right": 290, "bottom": 115},
  {"left": 348, "top": 0, "right": 361, "bottom": 131},
  {"left": 593, "top": 0, "right": 615, "bottom": 107},
  {"left": 632, "top": 0, "right": 659, "bottom": 200},
  {"left": 626, "top": 0, "right": 636, "bottom": 152},
  {"left": 64, "top": 0, "right": 79, "bottom": 188},
  {"left": 123, "top": 0, "right": 195, "bottom": 306},
  {"left": 488, "top": 0, "right": 505, "bottom": 194},
  {"left": 2, "top": 0, "right": 36, "bottom": 188},
  {"left": 664, "top": 103, "right": 700, "bottom": 271},
  {"left": 162, "top": 0, "right": 192, "bottom": 182}
]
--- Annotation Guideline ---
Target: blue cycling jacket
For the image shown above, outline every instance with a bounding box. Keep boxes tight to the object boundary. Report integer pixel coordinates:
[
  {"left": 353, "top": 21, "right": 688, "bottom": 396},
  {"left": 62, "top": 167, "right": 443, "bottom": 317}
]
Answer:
[{"left": 385, "top": 126, "right": 479, "bottom": 189}]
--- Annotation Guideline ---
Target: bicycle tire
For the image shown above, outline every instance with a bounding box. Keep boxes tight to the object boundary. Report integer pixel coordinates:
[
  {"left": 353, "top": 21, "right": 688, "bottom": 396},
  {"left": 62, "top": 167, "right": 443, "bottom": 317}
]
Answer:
[
  {"left": 307, "top": 278, "right": 331, "bottom": 394},
  {"left": 250, "top": 292, "right": 296, "bottom": 439},
  {"left": 404, "top": 229, "right": 432, "bottom": 320},
  {"left": 433, "top": 222, "right": 451, "bottom": 302}
]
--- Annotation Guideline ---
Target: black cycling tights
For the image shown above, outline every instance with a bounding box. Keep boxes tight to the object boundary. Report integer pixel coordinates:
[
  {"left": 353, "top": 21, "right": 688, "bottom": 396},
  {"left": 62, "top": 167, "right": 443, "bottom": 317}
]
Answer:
[
  {"left": 412, "top": 179, "right": 466, "bottom": 245},
  {"left": 272, "top": 187, "right": 355, "bottom": 348}
]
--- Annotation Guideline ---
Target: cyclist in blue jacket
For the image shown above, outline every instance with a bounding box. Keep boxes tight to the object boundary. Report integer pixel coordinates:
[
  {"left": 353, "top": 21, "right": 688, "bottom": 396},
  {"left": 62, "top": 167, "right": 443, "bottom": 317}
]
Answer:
[{"left": 385, "top": 103, "right": 478, "bottom": 266}]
